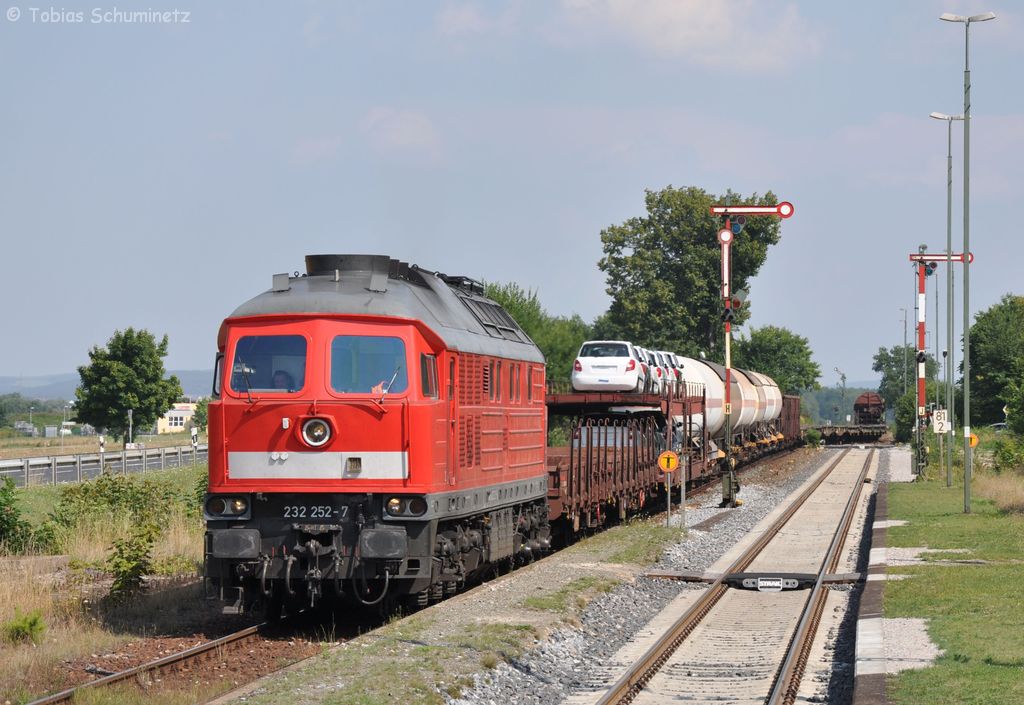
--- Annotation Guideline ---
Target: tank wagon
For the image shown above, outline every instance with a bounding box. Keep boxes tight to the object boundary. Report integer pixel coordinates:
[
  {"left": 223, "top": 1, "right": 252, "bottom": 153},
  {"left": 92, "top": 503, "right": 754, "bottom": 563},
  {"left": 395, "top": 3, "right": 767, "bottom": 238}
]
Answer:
[{"left": 204, "top": 255, "right": 803, "bottom": 615}]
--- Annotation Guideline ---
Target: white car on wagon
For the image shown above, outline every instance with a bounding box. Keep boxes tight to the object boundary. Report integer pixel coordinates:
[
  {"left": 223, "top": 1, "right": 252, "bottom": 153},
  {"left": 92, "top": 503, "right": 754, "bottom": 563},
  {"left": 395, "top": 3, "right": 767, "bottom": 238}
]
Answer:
[{"left": 571, "top": 340, "right": 648, "bottom": 393}]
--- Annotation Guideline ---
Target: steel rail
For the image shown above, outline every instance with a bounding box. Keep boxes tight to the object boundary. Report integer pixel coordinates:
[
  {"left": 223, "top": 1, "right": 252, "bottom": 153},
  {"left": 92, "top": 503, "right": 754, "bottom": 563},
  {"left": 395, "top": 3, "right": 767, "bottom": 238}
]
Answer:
[
  {"left": 594, "top": 448, "right": 853, "bottom": 705},
  {"left": 26, "top": 623, "right": 267, "bottom": 705},
  {"left": 766, "top": 448, "right": 875, "bottom": 705}
]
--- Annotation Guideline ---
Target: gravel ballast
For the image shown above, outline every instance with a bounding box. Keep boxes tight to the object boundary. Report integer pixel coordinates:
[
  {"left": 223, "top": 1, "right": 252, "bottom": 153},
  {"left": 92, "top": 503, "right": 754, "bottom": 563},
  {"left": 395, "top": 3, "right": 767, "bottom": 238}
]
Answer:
[{"left": 450, "top": 448, "right": 848, "bottom": 705}]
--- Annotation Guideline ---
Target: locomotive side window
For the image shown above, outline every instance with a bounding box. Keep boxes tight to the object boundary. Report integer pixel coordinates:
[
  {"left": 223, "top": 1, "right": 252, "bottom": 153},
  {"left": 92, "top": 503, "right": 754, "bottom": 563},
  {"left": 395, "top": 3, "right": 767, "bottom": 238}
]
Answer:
[
  {"left": 421, "top": 354, "right": 438, "bottom": 399},
  {"left": 230, "top": 335, "right": 307, "bottom": 393},
  {"left": 527, "top": 367, "right": 533, "bottom": 402},
  {"left": 330, "top": 336, "right": 408, "bottom": 394}
]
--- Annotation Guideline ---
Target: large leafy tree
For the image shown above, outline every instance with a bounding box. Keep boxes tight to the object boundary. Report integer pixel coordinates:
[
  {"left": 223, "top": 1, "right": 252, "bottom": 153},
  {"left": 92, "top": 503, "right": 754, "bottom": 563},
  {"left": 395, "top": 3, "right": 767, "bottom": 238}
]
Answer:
[
  {"left": 967, "top": 294, "right": 1024, "bottom": 424},
  {"left": 75, "top": 328, "right": 183, "bottom": 443},
  {"left": 871, "top": 345, "right": 937, "bottom": 410},
  {"left": 597, "top": 186, "right": 783, "bottom": 359},
  {"left": 485, "top": 282, "right": 592, "bottom": 383},
  {"left": 732, "top": 326, "right": 821, "bottom": 395}
]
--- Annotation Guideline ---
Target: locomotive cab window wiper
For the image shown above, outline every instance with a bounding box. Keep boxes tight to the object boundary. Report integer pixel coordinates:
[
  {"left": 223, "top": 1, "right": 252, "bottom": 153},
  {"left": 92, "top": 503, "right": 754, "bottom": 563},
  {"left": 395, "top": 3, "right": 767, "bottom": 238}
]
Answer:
[
  {"left": 378, "top": 364, "right": 403, "bottom": 404},
  {"left": 236, "top": 358, "right": 255, "bottom": 404}
]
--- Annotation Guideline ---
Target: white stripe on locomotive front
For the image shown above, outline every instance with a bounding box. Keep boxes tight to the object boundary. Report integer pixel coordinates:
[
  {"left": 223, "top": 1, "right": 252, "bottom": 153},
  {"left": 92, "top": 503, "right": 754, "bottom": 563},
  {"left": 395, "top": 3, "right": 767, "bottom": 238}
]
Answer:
[{"left": 228, "top": 451, "right": 408, "bottom": 480}]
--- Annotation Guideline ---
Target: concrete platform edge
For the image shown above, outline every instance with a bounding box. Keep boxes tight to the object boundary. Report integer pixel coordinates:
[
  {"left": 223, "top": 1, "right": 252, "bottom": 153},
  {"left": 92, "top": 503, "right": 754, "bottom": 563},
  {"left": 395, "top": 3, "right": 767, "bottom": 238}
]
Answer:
[{"left": 853, "top": 479, "right": 888, "bottom": 705}]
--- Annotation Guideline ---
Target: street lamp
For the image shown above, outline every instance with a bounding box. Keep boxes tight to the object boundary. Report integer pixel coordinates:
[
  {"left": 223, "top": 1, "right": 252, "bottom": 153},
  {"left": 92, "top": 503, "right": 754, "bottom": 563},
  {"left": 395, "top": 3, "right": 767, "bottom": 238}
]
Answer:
[
  {"left": 899, "top": 308, "right": 907, "bottom": 395},
  {"left": 834, "top": 367, "right": 846, "bottom": 424},
  {"left": 941, "top": 10, "right": 995, "bottom": 513},
  {"left": 931, "top": 111, "right": 964, "bottom": 491}
]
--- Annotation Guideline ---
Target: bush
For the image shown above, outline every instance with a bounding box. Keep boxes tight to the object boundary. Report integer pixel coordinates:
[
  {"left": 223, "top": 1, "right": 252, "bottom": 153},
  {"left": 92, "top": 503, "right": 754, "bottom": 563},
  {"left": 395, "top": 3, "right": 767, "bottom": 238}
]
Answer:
[
  {"left": 49, "top": 469, "right": 201, "bottom": 534},
  {"left": 894, "top": 390, "right": 916, "bottom": 443},
  {"left": 0, "top": 477, "right": 32, "bottom": 553},
  {"left": 803, "top": 428, "right": 822, "bottom": 446},
  {"left": 991, "top": 435, "right": 1024, "bottom": 475},
  {"left": 2, "top": 608, "right": 46, "bottom": 645},
  {"left": 107, "top": 523, "right": 159, "bottom": 597}
]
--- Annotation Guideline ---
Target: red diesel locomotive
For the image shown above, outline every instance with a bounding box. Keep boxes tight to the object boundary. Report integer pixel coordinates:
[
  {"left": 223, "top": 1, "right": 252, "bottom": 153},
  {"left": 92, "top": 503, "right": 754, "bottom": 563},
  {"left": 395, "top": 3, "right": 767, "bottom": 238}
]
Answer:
[{"left": 205, "top": 255, "right": 551, "bottom": 613}]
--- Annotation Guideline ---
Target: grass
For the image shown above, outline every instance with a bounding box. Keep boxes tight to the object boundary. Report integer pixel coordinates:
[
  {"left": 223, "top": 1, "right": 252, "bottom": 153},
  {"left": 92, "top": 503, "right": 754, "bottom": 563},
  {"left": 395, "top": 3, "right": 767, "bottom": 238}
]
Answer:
[
  {"left": 564, "top": 517, "right": 683, "bottom": 566},
  {"left": 0, "top": 431, "right": 206, "bottom": 460},
  {"left": 885, "top": 479, "right": 1024, "bottom": 704},
  {"left": 522, "top": 575, "right": 619, "bottom": 615},
  {"left": 0, "top": 464, "right": 209, "bottom": 703}
]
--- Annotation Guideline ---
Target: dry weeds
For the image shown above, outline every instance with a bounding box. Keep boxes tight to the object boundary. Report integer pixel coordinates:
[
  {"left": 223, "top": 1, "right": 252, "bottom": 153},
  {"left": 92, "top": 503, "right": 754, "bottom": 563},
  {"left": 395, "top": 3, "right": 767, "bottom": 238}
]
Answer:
[{"left": 975, "top": 471, "right": 1024, "bottom": 514}]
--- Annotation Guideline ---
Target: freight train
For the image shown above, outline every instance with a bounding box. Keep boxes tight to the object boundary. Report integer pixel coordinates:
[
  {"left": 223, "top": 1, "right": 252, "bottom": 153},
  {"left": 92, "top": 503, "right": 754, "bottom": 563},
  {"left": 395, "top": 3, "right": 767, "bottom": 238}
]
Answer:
[
  {"left": 203, "top": 255, "right": 802, "bottom": 615},
  {"left": 815, "top": 391, "right": 888, "bottom": 444}
]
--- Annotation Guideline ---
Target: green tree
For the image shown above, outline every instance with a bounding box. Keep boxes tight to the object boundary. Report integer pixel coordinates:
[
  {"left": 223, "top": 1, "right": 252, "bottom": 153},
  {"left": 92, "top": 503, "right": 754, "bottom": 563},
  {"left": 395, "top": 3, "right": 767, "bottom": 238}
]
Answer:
[
  {"left": 871, "top": 345, "right": 937, "bottom": 410},
  {"left": 967, "top": 294, "right": 1024, "bottom": 424},
  {"left": 732, "top": 326, "right": 821, "bottom": 395},
  {"left": 894, "top": 389, "right": 916, "bottom": 443},
  {"left": 597, "top": 186, "right": 784, "bottom": 359},
  {"left": 532, "top": 314, "right": 592, "bottom": 383},
  {"left": 75, "top": 328, "right": 183, "bottom": 444},
  {"left": 485, "top": 282, "right": 592, "bottom": 383},
  {"left": 1003, "top": 379, "right": 1024, "bottom": 436},
  {"left": 193, "top": 398, "right": 209, "bottom": 431}
]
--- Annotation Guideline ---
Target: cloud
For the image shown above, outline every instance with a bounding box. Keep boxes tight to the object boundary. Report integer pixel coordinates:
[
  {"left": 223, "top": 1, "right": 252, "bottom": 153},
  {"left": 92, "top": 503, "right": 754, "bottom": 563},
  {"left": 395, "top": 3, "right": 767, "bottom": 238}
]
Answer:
[
  {"left": 549, "top": 0, "right": 821, "bottom": 71},
  {"left": 359, "top": 108, "right": 443, "bottom": 160},
  {"left": 290, "top": 136, "right": 344, "bottom": 167},
  {"left": 435, "top": 2, "right": 519, "bottom": 37}
]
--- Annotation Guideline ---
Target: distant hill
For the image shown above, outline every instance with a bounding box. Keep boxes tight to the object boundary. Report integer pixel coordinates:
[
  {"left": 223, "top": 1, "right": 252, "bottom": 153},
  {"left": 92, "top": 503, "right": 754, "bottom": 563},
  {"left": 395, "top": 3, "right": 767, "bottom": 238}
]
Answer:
[{"left": 0, "top": 370, "right": 214, "bottom": 401}]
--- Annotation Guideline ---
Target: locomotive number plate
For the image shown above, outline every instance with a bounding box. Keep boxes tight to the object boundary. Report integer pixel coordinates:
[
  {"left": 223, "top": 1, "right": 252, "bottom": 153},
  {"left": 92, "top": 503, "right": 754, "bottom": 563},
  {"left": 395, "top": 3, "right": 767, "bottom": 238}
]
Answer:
[{"left": 282, "top": 505, "right": 348, "bottom": 520}]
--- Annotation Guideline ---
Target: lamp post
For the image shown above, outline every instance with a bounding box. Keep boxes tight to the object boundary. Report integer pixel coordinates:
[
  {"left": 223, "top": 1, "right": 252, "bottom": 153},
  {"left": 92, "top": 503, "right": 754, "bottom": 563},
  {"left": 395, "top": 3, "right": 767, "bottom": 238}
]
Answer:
[
  {"left": 931, "top": 111, "right": 963, "bottom": 492},
  {"left": 941, "top": 10, "right": 995, "bottom": 513},
  {"left": 900, "top": 308, "right": 907, "bottom": 395},
  {"left": 834, "top": 367, "right": 847, "bottom": 424}
]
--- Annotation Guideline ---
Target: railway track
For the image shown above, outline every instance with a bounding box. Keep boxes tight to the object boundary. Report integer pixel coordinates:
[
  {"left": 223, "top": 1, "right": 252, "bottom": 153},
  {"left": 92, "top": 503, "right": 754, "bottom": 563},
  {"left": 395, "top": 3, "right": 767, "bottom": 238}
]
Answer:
[
  {"left": 22, "top": 448, "right": 816, "bottom": 705},
  {"left": 27, "top": 624, "right": 268, "bottom": 705},
  {"left": 574, "top": 447, "right": 874, "bottom": 705}
]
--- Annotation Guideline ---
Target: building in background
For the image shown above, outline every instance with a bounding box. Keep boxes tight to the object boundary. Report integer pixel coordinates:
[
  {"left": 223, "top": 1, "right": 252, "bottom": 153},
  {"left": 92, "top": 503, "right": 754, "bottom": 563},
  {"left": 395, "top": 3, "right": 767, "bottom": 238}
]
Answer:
[{"left": 156, "top": 402, "right": 196, "bottom": 434}]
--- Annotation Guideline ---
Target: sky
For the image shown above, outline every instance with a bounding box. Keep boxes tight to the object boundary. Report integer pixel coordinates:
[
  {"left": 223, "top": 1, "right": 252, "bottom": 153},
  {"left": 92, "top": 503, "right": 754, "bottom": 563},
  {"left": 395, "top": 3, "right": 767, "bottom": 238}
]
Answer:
[{"left": 2, "top": 1, "right": 1022, "bottom": 388}]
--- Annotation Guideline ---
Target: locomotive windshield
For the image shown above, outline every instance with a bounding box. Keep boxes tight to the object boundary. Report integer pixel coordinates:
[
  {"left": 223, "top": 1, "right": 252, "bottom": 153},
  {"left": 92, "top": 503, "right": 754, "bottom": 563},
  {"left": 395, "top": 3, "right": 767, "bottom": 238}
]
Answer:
[
  {"left": 230, "top": 335, "right": 307, "bottom": 393},
  {"left": 330, "top": 335, "right": 408, "bottom": 395}
]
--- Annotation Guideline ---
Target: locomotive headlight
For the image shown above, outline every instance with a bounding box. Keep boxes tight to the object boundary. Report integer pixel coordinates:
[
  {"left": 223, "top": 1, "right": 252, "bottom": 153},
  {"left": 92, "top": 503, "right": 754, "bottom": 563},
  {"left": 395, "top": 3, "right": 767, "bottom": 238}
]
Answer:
[
  {"left": 386, "top": 497, "right": 407, "bottom": 516},
  {"left": 302, "top": 418, "right": 332, "bottom": 447},
  {"left": 205, "top": 496, "right": 249, "bottom": 517},
  {"left": 407, "top": 497, "right": 428, "bottom": 516}
]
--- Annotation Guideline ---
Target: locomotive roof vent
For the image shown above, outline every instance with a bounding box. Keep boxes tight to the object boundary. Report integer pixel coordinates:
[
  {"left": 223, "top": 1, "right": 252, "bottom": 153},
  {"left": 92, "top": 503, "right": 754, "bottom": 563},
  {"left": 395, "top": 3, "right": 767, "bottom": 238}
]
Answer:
[{"left": 304, "top": 254, "right": 428, "bottom": 291}]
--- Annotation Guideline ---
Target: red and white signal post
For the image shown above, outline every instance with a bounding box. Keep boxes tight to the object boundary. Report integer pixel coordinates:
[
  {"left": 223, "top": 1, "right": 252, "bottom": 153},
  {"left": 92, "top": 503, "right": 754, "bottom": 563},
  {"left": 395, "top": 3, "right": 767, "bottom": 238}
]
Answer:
[
  {"left": 710, "top": 201, "right": 794, "bottom": 507},
  {"left": 908, "top": 250, "right": 973, "bottom": 475}
]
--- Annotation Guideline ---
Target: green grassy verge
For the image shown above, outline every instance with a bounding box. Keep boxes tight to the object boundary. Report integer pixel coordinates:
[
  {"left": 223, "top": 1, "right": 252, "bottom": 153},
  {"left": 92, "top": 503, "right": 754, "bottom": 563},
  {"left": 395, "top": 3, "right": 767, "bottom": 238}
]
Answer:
[
  {"left": 522, "top": 575, "right": 619, "bottom": 615},
  {"left": 14, "top": 463, "right": 206, "bottom": 526},
  {"left": 563, "top": 518, "right": 684, "bottom": 566},
  {"left": 885, "top": 480, "right": 1024, "bottom": 705}
]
